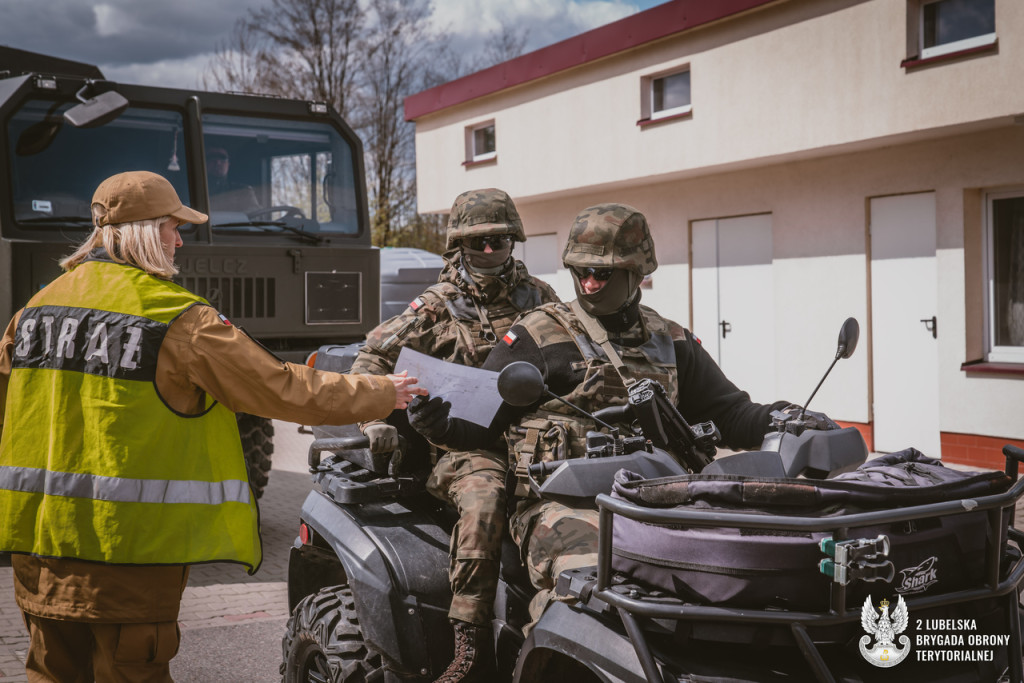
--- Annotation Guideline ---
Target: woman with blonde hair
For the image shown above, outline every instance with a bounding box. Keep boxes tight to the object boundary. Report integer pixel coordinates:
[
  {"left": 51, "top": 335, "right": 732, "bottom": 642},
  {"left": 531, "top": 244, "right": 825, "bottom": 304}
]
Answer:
[{"left": 0, "top": 170, "right": 424, "bottom": 681}]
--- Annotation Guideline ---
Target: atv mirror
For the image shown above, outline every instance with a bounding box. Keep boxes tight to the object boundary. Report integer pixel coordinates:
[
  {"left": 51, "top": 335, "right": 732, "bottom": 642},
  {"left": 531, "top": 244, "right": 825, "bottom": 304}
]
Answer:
[
  {"left": 836, "top": 317, "right": 859, "bottom": 360},
  {"left": 797, "top": 316, "right": 861, "bottom": 418},
  {"left": 64, "top": 87, "right": 129, "bottom": 128},
  {"left": 497, "top": 361, "right": 546, "bottom": 407}
]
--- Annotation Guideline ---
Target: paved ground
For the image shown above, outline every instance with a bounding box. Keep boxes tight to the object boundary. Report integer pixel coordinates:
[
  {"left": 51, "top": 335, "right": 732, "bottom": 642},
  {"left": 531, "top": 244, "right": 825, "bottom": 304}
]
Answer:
[{"left": 0, "top": 420, "right": 316, "bottom": 682}]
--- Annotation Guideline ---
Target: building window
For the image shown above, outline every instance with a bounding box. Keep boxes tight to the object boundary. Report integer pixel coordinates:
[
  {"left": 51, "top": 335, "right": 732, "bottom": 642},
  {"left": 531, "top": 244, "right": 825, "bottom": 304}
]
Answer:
[
  {"left": 647, "top": 69, "right": 691, "bottom": 120},
  {"left": 513, "top": 233, "right": 560, "bottom": 276},
  {"left": 918, "top": 0, "right": 995, "bottom": 60},
  {"left": 466, "top": 121, "right": 496, "bottom": 163},
  {"left": 986, "top": 190, "right": 1024, "bottom": 363}
]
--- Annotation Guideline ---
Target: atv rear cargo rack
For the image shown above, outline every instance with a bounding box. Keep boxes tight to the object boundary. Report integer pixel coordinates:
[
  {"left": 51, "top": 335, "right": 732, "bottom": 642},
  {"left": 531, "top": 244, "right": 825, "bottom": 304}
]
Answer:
[{"left": 585, "top": 445, "right": 1024, "bottom": 683}]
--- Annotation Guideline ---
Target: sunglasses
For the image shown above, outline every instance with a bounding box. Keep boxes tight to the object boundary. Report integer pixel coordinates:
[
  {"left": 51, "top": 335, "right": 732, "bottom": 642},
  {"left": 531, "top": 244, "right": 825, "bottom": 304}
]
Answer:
[
  {"left": 571, "top": 265, "right": 615, "bottom": 281},
  {"left": 466, "top": 235, "right": 512, "bottom": 251}
]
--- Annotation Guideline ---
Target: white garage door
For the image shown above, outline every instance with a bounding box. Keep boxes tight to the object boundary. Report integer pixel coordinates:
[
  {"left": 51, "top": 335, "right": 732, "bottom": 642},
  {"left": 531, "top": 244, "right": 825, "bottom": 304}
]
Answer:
[
  {"left": 691, "top": 214, "right": 776, "bottom": 405},
  {"left": 869, "top": 192, "right": 941, "bottom": 457}
]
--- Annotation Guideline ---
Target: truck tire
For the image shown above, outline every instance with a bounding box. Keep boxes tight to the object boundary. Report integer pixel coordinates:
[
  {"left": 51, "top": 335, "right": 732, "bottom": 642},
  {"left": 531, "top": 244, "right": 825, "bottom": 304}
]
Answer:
[
  {"left": 281, "top": 585, "right": 384, "bottom": 683},
  {"left": 237, "top": 413, "right": 273, "bottom": 499}
]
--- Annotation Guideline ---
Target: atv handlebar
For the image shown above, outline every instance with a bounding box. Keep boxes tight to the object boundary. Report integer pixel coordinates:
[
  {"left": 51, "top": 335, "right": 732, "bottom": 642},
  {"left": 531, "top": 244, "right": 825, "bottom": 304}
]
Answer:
[
  {"left": 627, "top": 378, "right": 720, "bottom": 473},
  {"left": 308, "top": 435, "right": 369, "bottom": 471}
]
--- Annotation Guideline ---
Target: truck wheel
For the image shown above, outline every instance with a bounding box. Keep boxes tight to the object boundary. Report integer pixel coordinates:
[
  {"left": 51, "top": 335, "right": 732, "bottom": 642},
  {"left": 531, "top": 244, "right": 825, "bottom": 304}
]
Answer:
[
  {"left": 237, "top": 413, "right": 273, "bottom": 499},
  {"left": 281, "top": 585, "right": 383, "bottom": 683}
]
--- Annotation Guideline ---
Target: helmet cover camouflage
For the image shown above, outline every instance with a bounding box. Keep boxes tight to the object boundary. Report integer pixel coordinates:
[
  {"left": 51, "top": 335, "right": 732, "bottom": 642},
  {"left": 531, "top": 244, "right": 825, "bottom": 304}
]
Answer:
[
  {"left": 446, "top": 188, "right": 527, "bottom": 250},
  {"left": 562, "top": 204, "right": 657, "bottom": 277}
]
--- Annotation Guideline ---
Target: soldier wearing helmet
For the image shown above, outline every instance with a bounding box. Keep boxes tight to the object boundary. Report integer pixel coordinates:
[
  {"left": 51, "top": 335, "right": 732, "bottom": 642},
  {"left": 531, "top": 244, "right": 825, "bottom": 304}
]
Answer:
[
  {"left": 351, "top": 188, "right": 559, "bottom": 682},
  {"left": 409, "top": 203, "right": 836, "bottom": 626}
]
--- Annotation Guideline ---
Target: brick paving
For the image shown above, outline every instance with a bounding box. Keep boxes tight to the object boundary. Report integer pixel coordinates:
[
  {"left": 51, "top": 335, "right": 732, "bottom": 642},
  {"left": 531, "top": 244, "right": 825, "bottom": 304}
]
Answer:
[{"left": 0, "top": 421, "right": 316, "bottom": 681}]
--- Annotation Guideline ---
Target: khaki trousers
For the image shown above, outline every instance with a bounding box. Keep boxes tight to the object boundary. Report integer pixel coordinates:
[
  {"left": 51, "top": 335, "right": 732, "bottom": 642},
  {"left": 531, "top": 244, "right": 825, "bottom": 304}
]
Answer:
[
  {"left": 23, "top": 612, "right": 180, "bottom": 683},
  {"left": 427, "top": 449, "right": 508, "bottom": 625}
]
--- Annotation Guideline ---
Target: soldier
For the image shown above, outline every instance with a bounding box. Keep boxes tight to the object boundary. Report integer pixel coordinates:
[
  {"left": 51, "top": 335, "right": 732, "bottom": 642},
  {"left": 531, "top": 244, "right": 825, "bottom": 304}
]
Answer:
[
  {"left": 350, "top": 188, "right": 560, "bottom": 682},
  {"left": 409, "top": 203, "right": 838, "bottom": 624}
]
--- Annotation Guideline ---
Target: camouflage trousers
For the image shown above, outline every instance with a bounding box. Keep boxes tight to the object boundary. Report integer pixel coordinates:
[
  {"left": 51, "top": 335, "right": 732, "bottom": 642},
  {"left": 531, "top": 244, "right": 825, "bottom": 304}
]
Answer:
[
  {"left": 426, "top": 449, "right": 508, "bottom": 626},
  {"left": 508, "top": 499, "right": 600, "bottom": 625}
]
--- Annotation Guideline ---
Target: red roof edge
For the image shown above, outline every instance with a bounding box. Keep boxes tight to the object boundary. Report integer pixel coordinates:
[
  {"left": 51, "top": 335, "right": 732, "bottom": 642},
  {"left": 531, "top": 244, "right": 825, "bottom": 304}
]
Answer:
[{"left": 405, "top": 0, "right": 780, "bottom": 121}]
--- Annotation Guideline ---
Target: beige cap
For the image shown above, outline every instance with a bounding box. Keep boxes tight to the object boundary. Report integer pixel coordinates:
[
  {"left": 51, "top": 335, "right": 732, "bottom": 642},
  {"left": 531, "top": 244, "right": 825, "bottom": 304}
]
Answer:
[{"left": 92, "top": 171, "right": 208, "bottom": 227}]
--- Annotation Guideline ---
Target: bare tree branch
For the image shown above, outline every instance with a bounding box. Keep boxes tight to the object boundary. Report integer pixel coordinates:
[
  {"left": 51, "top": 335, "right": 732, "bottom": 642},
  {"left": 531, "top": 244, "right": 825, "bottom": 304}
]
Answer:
[{"left": 204, "top": 0, "right": 458, "bottom": 251}]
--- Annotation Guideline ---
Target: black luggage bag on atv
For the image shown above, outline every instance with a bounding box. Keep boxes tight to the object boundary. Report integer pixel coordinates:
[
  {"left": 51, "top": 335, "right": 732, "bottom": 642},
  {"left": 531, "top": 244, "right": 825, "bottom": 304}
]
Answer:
[
  {"left": 609, "top": 448, "right": 1010, "bottom": 612},
  {"left": 584, "top": 446, "right": 1024, "bottom": 683}
]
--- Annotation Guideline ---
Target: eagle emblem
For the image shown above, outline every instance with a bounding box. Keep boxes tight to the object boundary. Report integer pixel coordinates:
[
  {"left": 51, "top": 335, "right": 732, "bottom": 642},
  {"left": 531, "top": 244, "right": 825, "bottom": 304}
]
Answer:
[{"left": 859, "top": 595, "right": 911, "bottom": 667}]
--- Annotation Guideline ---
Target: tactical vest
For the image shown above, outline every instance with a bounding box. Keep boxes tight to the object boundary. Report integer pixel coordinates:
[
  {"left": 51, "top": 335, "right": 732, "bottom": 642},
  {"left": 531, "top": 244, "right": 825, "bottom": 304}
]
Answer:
[
  {"left": 507, "top": 302, "right": 681, "bottom": 496},
  {"left": 0, "top": 259, "right": 261, "bottom": 572},
  {"left": 375, "top": 274, "right": 551, "bottom": 370},
  {"left": 428, "top": 277, "right": 550, "bottom": 363}
]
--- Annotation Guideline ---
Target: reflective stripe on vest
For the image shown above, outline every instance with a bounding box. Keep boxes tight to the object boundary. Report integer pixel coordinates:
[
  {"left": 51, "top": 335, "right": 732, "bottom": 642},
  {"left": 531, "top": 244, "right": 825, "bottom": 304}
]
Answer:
[
  {"left": 0, "top": 259, "right": 261, "bottom": 572},
  {"left": 0, "top": 466, "right": 251, "bottom": 505}
]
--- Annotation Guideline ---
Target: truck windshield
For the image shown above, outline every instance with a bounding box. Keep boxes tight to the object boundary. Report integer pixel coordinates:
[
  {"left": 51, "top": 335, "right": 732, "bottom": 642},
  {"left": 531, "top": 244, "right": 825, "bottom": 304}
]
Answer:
[
  {"left": 8, "top": 100, "right": 190, "bottom": 230},
  {"left": 202, "top": 113, "right": 361, "bottom": 235}
]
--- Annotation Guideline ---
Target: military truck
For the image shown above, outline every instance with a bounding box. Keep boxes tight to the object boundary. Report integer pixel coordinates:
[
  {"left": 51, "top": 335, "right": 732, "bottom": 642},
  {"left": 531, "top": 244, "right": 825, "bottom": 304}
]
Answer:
[{"left": 0, "top": 46, "right": 386, "bottom": 497}]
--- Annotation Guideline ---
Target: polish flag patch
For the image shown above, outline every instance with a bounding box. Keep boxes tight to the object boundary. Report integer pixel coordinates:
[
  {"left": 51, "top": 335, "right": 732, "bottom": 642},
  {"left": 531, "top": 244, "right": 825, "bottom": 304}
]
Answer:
[
  {"left": 410, "top": 297, "right": 425, "bottom": 311},
  {"left": 693, "top": 334, "right": 701, "bottom": 345},
  {"left": 218, "top": 314, "right": 232, "bottom": 326},
  {"left": 503, "top": 330, "right": 518, "bottom": 346}
]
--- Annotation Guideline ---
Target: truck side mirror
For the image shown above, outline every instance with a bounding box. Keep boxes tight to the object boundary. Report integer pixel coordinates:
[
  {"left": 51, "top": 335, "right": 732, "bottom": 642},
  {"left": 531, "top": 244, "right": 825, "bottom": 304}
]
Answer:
[
  {"left": 16, "top": 102, "right": 64, "bottom": 156},
  {"left": 64, "top": 84, "right": 129, "bottom": 128}
]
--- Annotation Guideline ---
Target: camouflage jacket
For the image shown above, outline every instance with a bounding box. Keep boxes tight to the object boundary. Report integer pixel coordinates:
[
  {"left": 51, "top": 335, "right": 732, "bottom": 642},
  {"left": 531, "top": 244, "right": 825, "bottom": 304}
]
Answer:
[
  {"left": 472, "top": 301, "right": 787, "bottom": 468},
  {"left": 351, "top": 255, "right": 560, "bottom": 379}
]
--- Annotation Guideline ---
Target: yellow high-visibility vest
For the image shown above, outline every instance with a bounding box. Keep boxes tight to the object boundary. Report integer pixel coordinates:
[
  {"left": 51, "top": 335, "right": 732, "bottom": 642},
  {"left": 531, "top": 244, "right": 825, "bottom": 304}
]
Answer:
[{"left": 0, "top": 256, "right": 261, "bottom": 572}]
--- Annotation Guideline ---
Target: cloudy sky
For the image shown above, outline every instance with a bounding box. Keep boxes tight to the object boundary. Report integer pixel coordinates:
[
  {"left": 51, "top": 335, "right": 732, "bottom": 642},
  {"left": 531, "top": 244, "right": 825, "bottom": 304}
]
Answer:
[{"left": 1, "top": 0, "right": 667, "bottom": 89}]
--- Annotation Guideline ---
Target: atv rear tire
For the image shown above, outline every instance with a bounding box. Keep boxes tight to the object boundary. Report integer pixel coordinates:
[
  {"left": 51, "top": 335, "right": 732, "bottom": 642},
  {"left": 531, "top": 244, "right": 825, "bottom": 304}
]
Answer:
[
  {"left": 281, "top": 585, "right": 384, "bottom": 683},
  {"left": 237, "top": 413, "right": 273, "bottom": 499}
]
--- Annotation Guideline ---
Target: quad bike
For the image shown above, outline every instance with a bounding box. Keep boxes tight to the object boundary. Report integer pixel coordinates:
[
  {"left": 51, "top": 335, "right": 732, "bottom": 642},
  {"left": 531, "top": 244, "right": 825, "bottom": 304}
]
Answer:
[{"left": 281, "top": 319, "right": 1024, "bottom": 682}]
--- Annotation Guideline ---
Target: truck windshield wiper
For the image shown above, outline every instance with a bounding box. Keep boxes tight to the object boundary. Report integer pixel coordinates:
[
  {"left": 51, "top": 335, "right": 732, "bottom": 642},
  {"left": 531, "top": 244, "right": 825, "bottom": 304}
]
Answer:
[
  {"left": 18, "top": 216, "right": 94, "bottom": 226},
  {"left": 212, "top": 220, "right": 326, "bottom": 244}
]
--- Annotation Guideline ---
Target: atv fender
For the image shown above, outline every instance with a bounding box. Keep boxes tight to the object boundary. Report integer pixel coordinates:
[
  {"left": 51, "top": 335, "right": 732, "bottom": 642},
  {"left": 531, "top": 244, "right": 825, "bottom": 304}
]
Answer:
[
  {"left": 515, "top": 601, "right": 648, "bottom": 683},
  {"left": 295, "top": 489, "right": 454, "bottom": 676}
]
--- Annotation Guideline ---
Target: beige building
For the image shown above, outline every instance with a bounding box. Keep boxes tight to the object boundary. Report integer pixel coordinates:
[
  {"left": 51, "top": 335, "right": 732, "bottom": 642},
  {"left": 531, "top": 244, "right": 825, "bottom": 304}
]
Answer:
[{"left": 405, "top": 0, "right": 1024, "bottom": 468}]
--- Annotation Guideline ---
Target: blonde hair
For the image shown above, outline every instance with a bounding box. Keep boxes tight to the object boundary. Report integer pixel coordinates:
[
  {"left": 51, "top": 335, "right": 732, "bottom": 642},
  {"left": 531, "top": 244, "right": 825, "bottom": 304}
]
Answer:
[{"left": 60, "top": 209, "right": 178, "bottom": 279}]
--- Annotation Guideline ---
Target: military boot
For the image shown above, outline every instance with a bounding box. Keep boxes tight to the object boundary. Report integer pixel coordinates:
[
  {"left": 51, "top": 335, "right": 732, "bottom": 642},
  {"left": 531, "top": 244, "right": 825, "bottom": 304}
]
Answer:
[{"left": 434, "top": 620, "right": 495, "bottom": 683}]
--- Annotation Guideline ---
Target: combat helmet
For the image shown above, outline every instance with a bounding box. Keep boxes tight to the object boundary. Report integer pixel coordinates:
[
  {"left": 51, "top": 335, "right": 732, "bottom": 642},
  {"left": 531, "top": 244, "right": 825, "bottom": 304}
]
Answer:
[
  {"left": 446, "top": 188, "right": 526, "bottom": 251},
  {"left": 562, "top": 203, "right": 657, "bottom": 277}
]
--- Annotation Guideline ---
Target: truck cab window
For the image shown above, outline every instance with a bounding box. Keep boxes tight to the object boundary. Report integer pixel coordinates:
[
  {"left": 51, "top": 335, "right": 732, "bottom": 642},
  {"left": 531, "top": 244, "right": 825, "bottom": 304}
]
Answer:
[
  {"left": 202, "top": 114, "right": 361, "bottom": 236},
  {"left": 7, "top": 101, "right": 190, "bottom": 233}
]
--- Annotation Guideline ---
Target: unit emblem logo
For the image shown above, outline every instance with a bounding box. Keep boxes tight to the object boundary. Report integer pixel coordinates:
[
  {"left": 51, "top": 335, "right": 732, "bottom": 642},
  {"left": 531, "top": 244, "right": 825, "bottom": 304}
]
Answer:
[{"left": 859, "top": 595, "right": 911, "bottom": 667}]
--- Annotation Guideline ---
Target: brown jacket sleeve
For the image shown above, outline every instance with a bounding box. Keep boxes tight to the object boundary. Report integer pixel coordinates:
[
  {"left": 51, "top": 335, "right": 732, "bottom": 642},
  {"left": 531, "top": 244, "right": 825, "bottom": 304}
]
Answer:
[
  {"left": 0, "top": 310, "right": 22, "bottom": 438},
  {"left": 157, "top": 305, "right": 395, "bottom": 425}
]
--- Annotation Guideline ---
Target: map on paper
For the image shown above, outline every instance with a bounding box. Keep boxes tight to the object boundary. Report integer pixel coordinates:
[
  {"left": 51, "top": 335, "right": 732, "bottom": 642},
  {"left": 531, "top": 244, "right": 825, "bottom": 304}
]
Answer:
[{"left": 394, "top": 347, "right": 503, "bottom": 427}]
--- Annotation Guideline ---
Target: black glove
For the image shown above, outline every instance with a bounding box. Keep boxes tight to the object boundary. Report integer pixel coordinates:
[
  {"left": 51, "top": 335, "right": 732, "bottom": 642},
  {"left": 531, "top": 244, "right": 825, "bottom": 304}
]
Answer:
[
  {"left": 784, "top": 404, "right": 839, "bottom": 431},
  {"left": 407, "top": 395, "right": 453, "bottom": 443},
  {"left": 802, "top": 409, "right": 840, "bottom": 431},
  {"left": 362, "top": 423, "right": 399, "bottom": 454}
]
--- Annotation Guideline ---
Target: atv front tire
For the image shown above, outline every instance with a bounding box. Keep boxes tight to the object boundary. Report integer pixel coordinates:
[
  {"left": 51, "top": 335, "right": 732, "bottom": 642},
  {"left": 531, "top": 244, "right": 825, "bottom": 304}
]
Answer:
[
  {"left": 281, "top": 585, "right": 384, "bottom": 683},
  {"left": 237, "top": 413, "right": 273, "bottom": 499}
]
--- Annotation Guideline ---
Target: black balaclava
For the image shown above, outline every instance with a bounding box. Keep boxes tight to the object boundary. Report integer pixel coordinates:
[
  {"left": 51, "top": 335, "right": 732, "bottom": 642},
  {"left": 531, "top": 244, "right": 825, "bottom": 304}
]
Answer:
[
  {"left": 462, "top": 242, "right": 513, "bottom": 272},
  {"left": 572, "top": 268, "right": 641, "bottom": 318}
]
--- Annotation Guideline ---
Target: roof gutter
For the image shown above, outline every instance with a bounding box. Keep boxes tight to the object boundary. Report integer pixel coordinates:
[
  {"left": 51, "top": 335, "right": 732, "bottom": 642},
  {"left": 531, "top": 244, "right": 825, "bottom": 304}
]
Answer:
[{"left": 404, "top": 0, "right": 781, "bottom": 121}]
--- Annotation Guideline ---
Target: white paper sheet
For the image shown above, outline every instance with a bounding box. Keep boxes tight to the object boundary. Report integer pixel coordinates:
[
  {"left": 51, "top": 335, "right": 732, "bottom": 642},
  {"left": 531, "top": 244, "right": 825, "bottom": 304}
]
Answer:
[{"left": 394, "top": 347, "right": 503, "bottom": 427}]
